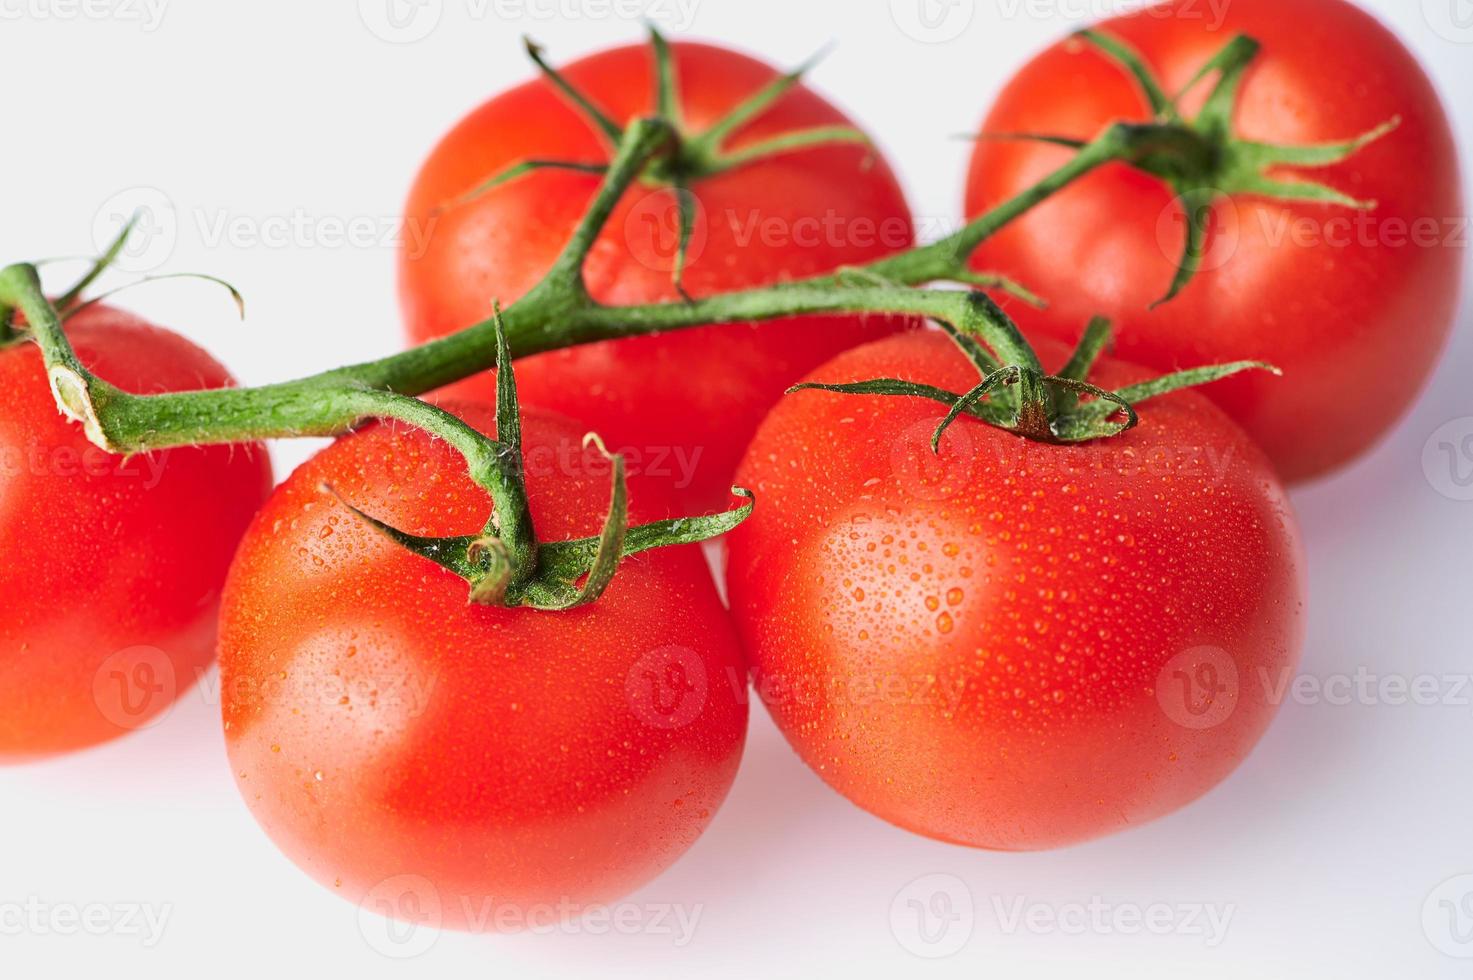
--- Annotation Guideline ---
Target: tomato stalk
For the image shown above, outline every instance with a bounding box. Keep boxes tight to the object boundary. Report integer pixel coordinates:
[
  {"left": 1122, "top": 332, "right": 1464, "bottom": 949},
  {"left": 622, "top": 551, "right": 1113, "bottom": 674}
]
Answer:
[
  {"left": 0, "top": 29, "right": 1390, "bottom": 607},
  {"left": 984, "top": 30, "right": 1400, "bottom": 306}
]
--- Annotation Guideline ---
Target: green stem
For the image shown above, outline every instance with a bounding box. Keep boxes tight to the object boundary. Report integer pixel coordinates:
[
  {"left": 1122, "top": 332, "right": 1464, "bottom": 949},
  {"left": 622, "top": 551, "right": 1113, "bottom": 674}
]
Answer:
[
  {"left": 332, "top": 387, "right": 536, "bottom": 591},
  {"left": 0, "top": 28, "right": 1351, "bottom": 610},
  {"left": 875, "top": 121, "right": 1187, "bottom": 282},
  {"left": 525, "top": 117, "right": 675, "bottom": 304},
  {"left": 0, "top": 78, "right": 1288, "bottom": 474},
  {"left": 3, "top": 108, "right": 1125, "bottom": 453},
  {"left": 568, "top": 283, "right": 1045, "bottom": 372}
]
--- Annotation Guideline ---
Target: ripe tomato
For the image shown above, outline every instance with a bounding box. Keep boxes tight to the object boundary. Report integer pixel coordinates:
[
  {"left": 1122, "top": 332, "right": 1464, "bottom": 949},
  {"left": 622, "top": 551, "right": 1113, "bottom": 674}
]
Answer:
[
  {"left": 726, "top": 330, "right": 1304, "bottom": 849},
  {"left": 218, "top": 403, "right": 747, "bottom": 928},
  {"left": 0, "top": 306, "right": 272, "bottom": 761},
  {"left": 964, "top": 0, "right": 1462, "bottom": 482},
  {"left": 400, "top": 41, "right": 914, "bottom": 509}
]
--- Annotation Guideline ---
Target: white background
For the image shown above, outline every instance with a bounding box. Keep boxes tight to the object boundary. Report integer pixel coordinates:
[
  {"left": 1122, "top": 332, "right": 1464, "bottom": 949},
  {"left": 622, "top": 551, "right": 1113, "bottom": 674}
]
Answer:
[{"left": 2, "top": 0, "right": 1472, "bottom": 976}]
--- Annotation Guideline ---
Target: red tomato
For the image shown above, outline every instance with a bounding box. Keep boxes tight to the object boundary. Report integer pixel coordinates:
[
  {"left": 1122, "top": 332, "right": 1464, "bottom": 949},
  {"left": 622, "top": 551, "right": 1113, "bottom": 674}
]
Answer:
[
  {"left": 964, "top": 0, "right": 1462, "bottom": 482},
  {"left": 400, "top": 41, "right": 915, "bottom": 509},
  {"left": 218, "top": 404, "right": 747, "bottom": 928},
  {"left": 0, "top": 306, "right": 272, "bottom": 761},
  {"left": 726, "top": 330, "right": 1304, "bottom": 849}
]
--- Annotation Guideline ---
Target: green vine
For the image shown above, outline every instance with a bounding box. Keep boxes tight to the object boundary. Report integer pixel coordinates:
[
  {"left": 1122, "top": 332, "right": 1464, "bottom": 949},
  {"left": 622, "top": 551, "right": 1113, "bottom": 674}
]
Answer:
[{"left": 0, "top": 28, "right": 1391, "bottom": 609}]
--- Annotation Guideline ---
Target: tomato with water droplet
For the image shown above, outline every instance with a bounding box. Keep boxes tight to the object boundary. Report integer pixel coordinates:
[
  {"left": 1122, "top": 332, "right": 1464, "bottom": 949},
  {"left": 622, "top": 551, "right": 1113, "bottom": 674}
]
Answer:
[
  {"left": 400, "top": 41, "right": 915, "bottom": 509},
  {"left": 0, "top": 305, "right": 272, "bottom": 760},
  {"left": 727, "top": 330, "right": 1304, "bottom": 849},
  {"left": 218, "top": 403, "right": 747, "bottom": 927}
]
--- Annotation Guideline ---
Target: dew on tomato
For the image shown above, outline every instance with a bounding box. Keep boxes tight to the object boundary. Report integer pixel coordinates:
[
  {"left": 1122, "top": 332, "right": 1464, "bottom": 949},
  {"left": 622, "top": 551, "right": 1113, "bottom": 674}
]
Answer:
[
  {"left": 964, "top": 0, "right": 1462, "bottom": 481},
  {"left": 218, "top": 404, "right": 748, "bottom": 927},
  {"left": 727, "top": 330, "right": 1305, "bottom": 850},
  {"left": 400, "top": 41, "right": 916, "bottom": 509},
  {"left": 0, "top": 305, "right": 272, "bottom": 761}
]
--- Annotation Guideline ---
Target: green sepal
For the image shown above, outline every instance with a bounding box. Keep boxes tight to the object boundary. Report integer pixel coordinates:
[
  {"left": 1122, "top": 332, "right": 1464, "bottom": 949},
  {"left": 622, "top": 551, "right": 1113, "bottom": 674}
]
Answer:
[
  {"left": 1156, "top": 186, "right": 1219, "bottom": 307},
  {"left": 1051, "top": 316, "right": 1114, "bottom": 414},
  {"left": 787, "top": 378, "right": 1013, "bottom": 426},
  {"left": 697, "top": 126, "right": 871, "bottom": 178},
  {"left": 935, "top": 318, "right": 1003, "bottom": 375},
  {"left": 1101, "top": 360, "right": 1280, "bottom": 414},
  {"left": 690, "top": 43, "right": 833, "bottom": 154},
  {"left": 529, "top": 433, "right": 629, "bottom": 609},
  {"left": 1074, "top": 29, "right": 1175, "bottom": 119},
  {"left": 1232, "top": 116, "right": 1400, "bottom": 170},
  {"left": 931, "top": 366, "right": 1018, "bottom": 451},
  {"left": 439, "top": 159, "right": 609, "bottom": 215},
  {"left": 319, "top": 483, "right": 512, "bottom": 600},
  {"left": 524, "top": 37, "right": 623, "bottom": 145},
  {"left": 670, "top": 178, "right": 698, "bottom": 299},
  {"left": 1182, "top": 34, "right": 1261, "bottom": 140},
  {"left": 62, "top": 272, "right": 245, "bottom": 323},
  {"left": 951, "top": 271, "right": 1047, "bottom": 309},
  {"left": 965, "top": 131, "right": 1089, "bottom": 151},
  {"left": 1046, "top": 376, "right": 1138, "bottom": 442},
  {"left": 491, "top": 305, "right": 521, "bottom": 464},
  {"left": 528, "top": 481, "right": 756, "bottom": 610},
  {"left": 55, "top": 213, "right": 138, "bottom": 311},
  {"left": 539, "top": 486, "right": 756, "bottom": 572},
  {"left": 647, "top": 23, "right": 683, "bottom": 131}
]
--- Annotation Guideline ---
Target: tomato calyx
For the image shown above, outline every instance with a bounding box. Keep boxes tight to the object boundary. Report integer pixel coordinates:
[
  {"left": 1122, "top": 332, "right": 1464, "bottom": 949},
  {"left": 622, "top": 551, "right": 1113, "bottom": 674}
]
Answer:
[
  {"left": 444, "top": 27, "right": 871, "bottom": 298},
  {"left": 7, "top": 31, "right": 1330, "bottom": 613},
  {"left": 319, "top": 310, "right": 755, "bottom": 611},
  {"left": 0, "top": 251, "right": 753, "bottom": 611},
  {"left": 980, "top": 29, "right": 1399, "bottom": 306},
  {"left": 791, "top": 313, "right": 1278, "bottom": 449}
]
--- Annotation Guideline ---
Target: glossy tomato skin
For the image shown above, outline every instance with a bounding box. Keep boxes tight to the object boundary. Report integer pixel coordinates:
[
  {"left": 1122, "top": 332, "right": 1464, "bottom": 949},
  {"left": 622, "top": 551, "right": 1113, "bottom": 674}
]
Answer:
[
  {"left": 400, "top": 41, "right": 915, "bottom": 510},
  {"left": 0, "top": 306, "right": 272, "bottom": 762},
  {"left": 218, "top": 404, "right": 747, "bottom": 928},
  {"left": 965, "top": 0, "right": 1462, "bottom": 482},
  {"left": 727, "top": 331, "right": 1304, "bottom": 849}
]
